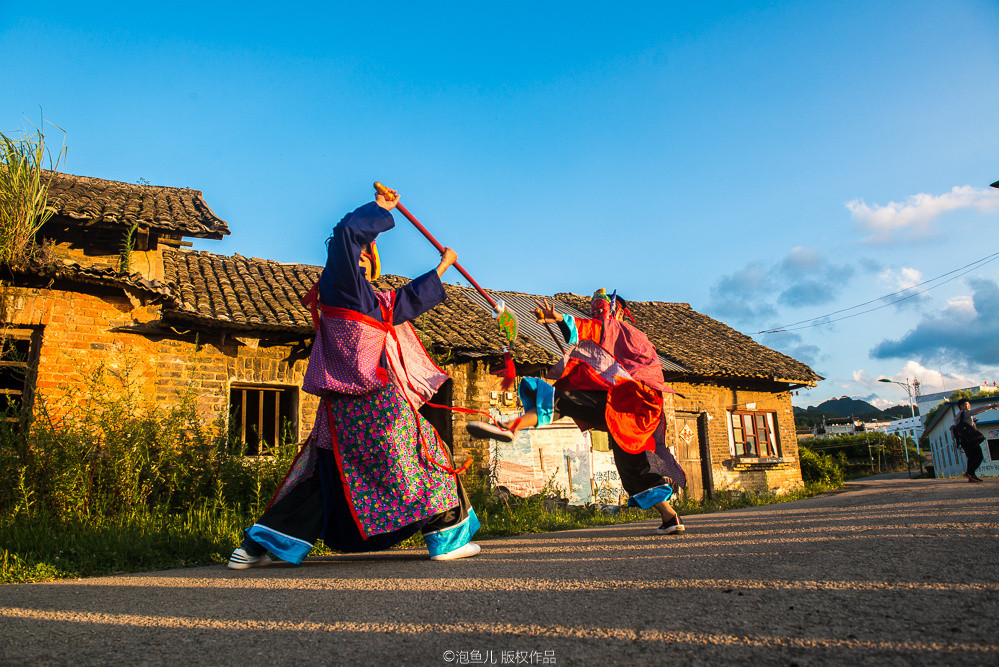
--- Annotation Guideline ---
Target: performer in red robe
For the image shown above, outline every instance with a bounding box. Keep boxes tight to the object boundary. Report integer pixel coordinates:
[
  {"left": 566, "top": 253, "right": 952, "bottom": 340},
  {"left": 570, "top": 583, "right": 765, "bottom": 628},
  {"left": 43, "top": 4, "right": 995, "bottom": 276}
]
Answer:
[
  {"left": 467, "top": 289, "right": 686, "bottom": 534},
  {"left": 229, "top": 189, "right": 480, "bottom": 569}
]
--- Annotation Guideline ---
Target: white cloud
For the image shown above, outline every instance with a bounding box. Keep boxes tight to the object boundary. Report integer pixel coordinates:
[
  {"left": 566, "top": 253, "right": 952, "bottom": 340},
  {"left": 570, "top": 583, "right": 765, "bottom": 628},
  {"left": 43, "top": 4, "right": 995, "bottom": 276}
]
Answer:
[
  {"left": 850, "top": 362, "right": 983, "bottom": 406},
  {"left": 877, "top": 266, "right": 929, "bottom": 309},
  {"left": 879, "top": 267, "right": 922, "bottom": 291},
  {"left": 706, "top": 249, "right": 856, "bottom": 325},
  {"left": 885, "top": 360, "right": 981, "bottom": 395},
  {"left": 847, "top": 185, "right": 999, "bottom": 243},
  {"left": 871, "top": 278, "right": 999, "bottom": 367},
  {"left": 944, "top": 295, "right": 976, "bottom": 318},
  {"left": 780, "top": 246, "right": 823, "bottom": 275}
]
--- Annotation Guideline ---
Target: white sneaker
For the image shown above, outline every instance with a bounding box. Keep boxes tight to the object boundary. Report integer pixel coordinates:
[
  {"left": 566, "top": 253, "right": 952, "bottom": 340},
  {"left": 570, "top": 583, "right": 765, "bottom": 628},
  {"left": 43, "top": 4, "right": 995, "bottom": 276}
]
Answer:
[
  {"left": 430, "top": 542, "right": 482, "bottom": 561},
  {"left": 227, "top": 547, "right": 272, "bottom": 569},
  {"left": 465, "top": 421, "right": 515, "bottom": 443}
]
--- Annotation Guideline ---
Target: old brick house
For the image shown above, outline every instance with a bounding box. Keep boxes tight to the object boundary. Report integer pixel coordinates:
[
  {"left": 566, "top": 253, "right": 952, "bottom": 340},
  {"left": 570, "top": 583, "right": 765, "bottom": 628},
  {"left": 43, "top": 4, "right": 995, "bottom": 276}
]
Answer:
[
  {"left": 454, "top": 290, "right": 821, "bottom": 501},
  {"left": 2, "top": 171, "right": 820, "bottom": 500}
]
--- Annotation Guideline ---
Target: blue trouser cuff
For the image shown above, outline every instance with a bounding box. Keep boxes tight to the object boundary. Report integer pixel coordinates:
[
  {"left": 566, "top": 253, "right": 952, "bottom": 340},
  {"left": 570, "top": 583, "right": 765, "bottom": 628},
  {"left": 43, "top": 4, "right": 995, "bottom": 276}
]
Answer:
[
  {"left": 245, "top": 524, "right": 313, "bottom": 565},
  {"left": 424, "top": 509, "right": 481, "bottom": 557},
  {"left": 628, "top": 484, "right": 675, "bottom": 509},
  {"left": 518, "top": 377, "right": 555, "bottom": 427}
]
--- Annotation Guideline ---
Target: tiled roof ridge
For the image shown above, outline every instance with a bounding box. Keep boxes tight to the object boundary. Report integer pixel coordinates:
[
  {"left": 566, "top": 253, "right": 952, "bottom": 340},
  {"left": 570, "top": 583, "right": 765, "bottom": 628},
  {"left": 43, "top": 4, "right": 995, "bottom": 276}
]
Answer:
[
  {"left": 40, "top": 170, "right": 230, "bottom": 238},
  {"left": 4, "top": 257, "right": 176, "bottom": 301},
  {"left": 160, "top": 250, "right": 554, "bottom": 363},
  {"left": 554, "top": 291, "right": 693, "bottom": 310},
  {"left": 42, "top": 169, "right": 205, "bottom": 196},
  {"left": 166, "top": 250, "right": 309, "bottom": 326},
  {"left": 159, "top": 250, "right": 818, "bottom": 382}
]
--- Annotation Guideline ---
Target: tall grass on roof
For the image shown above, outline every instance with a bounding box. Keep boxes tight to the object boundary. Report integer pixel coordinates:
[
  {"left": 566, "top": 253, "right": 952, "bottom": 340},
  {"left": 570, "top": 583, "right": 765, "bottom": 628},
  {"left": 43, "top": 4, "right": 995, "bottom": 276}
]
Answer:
[{"left": 0, "top": 121, "right": 65, "bottom": 266}]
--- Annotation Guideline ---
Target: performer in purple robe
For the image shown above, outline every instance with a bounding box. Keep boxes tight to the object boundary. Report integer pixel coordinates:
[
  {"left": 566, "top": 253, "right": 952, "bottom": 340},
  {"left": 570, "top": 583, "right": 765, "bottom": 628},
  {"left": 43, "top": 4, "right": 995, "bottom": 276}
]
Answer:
[{"left": 228, "top": 189, "right": 480, "bottom": 568}]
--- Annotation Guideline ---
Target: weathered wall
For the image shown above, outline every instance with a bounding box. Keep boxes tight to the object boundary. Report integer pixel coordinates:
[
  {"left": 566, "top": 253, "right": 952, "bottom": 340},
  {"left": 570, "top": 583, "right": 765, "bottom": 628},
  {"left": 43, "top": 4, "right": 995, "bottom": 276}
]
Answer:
[
  {"left": 670, "top": 379, "right": 803, "bottom": 494},
  {"left": 43, "top": 225, "right": 169, "bottom": 282},
  {"left": 446, "top": 368, "right": 804, "bottom": 495},
  {"left": 2, "top": 282, "right": 318, "bottom": 441},
  {"left": 445, "top": 359, "right": 516, "bottom": 470}
]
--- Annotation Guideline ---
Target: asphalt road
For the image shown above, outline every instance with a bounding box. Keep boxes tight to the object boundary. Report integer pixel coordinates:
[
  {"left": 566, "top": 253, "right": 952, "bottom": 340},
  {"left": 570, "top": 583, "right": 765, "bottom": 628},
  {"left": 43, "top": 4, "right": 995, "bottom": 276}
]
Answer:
[{"left": 1, "top": 477, "right": 997, "bottom": 666}]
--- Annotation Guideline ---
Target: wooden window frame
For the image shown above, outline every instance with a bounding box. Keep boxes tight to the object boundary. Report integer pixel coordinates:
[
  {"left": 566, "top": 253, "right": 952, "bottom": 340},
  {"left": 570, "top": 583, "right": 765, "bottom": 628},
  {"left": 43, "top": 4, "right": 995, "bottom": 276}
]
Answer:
[
  {"left": 229, "top": 383, "right": 298, "bottom": 456},
  {"left": 1, "top": 328, "right": 39, "bottom": 425},
  {"left": 729, "top": 409, "right": 780, "bottom": 458}
]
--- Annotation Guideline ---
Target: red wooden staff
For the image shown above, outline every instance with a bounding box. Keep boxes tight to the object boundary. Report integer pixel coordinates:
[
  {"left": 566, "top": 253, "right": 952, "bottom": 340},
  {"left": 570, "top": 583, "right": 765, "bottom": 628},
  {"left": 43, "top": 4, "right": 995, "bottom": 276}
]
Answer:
[{"left": 373, "top": 182, "right": 518, "bottom": 389}]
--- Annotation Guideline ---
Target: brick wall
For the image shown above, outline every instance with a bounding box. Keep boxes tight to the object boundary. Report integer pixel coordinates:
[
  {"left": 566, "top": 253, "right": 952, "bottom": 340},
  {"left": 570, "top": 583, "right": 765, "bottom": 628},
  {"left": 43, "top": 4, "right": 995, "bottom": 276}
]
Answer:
[
  {"left": 2, "top": 282, "right": 318, "bottom": 441},
  {"left": 445, "top": 359, "right": 514, "bottom": 470},
  {"left": 446, "top": 369, "right": 804, "bottom": 495},
  {"left": 669, "top": 378, "right": 803, "bottom": 494}
]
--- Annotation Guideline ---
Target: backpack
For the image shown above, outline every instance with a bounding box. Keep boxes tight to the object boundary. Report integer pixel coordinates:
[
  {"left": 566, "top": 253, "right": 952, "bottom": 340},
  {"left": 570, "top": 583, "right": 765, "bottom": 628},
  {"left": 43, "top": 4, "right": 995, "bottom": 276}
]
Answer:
[{"left": 953, "top": 418, "right": 985, "bottom": 447}]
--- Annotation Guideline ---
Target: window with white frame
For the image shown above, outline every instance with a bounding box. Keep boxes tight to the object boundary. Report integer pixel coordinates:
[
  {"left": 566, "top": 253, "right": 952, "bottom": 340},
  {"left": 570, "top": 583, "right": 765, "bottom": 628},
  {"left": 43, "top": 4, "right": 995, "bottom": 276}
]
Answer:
[{"left": 728, "top": 410, "right": 780, "bottom": 458}]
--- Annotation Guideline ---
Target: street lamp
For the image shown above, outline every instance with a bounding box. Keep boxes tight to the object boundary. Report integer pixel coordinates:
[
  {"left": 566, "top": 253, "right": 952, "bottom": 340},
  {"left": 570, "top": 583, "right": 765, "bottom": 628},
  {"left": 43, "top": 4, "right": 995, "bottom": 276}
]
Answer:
[
  {"left": 879, "top": 378, "right": 917, "bottom": 468},
  {"left": 878, "top": 377, "right": 917, "bottom": 419}
]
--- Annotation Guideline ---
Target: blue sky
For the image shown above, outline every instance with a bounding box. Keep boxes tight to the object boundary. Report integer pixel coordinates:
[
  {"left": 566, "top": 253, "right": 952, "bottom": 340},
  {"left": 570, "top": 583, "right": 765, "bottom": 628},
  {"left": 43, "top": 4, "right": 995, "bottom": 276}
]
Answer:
[{"left": 3, "top": 1, "right": 998, "bottom": 409}]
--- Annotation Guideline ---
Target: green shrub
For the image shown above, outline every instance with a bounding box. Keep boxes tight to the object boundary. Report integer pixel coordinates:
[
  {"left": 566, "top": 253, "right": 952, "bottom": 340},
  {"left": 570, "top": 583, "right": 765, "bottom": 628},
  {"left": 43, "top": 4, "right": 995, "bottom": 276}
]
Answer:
[
  {"left": 0, "top": 379, "right": 295, "bottom": 519},
  {"left": 798, "top": 445, "right": 844, "bottom": 486}
]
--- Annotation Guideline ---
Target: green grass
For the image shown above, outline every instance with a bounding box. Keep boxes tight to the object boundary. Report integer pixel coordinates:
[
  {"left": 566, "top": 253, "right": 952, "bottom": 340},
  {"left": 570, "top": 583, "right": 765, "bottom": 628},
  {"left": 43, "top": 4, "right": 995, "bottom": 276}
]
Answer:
[
  {"left": 1, "top": 503, "right": 248, "bottom": 583},
  {"left": 0, "top": 349, "right": 297, "bottom": 583},
  {"left": 1, "top": 120, "right": 65, "bottom": 267}
]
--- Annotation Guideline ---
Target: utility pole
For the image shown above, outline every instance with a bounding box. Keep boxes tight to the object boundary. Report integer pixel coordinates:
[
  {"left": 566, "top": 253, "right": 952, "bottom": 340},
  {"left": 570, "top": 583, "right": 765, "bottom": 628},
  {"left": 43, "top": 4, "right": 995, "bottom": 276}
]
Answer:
[{"left": 879, "top": 377, "right": 915, "bottom": 469}]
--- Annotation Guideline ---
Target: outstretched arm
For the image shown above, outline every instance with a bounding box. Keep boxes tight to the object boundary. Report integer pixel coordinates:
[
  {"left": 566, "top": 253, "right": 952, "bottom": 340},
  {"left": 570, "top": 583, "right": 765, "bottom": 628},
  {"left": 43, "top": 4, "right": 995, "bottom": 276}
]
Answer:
[
  {"left": 533, "top": 297, "right": 563, "bottom": 324},
  {"left": 436, "top": 247, "right": 457, "bottom": 278},
  {"left": 534, "top": 298, "right": 578, "bottom": 344},
  {"left": 968, "top": 403, "right": 999, "bottom": 417}
]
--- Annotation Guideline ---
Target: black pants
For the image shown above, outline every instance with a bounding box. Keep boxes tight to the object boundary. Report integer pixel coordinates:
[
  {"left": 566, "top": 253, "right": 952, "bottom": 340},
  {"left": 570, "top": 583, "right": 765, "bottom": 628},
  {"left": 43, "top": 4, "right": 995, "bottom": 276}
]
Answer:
[
  {"left": 962, "top": 442, "right": 984, "bottom": 476},
  {"left": 552, "top": 389, "right": 674, "bottom": 496},
  {"left": 244, "top": 444, "right": 472, "bottom": 556}
]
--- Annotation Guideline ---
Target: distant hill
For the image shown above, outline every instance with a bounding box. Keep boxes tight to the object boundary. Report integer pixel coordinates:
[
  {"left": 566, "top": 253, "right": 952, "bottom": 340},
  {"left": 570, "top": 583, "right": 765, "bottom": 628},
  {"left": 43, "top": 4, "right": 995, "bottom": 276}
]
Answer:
[
  {"left": 883, "top": 404, "right": 918, "bottom": 419},
  {"left": 817, "top": 396, "right": 885, "bottom": 418},
  {"left": 794, "top": 396, "right": 907, "bottom": 429}
]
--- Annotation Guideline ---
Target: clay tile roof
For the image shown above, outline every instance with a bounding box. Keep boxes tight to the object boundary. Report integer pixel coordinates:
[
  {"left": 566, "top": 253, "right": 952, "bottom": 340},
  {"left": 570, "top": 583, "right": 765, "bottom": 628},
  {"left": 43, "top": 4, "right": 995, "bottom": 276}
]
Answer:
[
  {"left": 162, "top": 250, "right": 318, "bottom": 332},
  {"left": 160, "top": 250, "right": 816, "bottom": 382},
  {"left": 41, "top": 170, "right": 230, "bottom": 238},
  {"left": 160, "top": 250, "right": 556, "bottom": 364},
  {"left": 6, "top": 258, "right": 177, "bottom": 301},
  {"left": 556, "top": 292, "right": 820, "bottom": 385}
]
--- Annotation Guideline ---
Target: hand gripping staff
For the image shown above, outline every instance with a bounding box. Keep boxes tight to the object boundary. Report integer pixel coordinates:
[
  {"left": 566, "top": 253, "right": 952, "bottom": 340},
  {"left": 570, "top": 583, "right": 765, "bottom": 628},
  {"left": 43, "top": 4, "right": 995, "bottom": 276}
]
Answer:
[{"left": 373, "top": 182, "right": 518, "bottom": 390}]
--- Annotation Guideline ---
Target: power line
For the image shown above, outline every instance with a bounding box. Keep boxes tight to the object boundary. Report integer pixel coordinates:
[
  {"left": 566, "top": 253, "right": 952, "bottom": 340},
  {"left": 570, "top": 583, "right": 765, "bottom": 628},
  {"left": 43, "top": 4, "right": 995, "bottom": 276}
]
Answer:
[{"left": 757, "top": 250, "right": 999, "bottom": 334}]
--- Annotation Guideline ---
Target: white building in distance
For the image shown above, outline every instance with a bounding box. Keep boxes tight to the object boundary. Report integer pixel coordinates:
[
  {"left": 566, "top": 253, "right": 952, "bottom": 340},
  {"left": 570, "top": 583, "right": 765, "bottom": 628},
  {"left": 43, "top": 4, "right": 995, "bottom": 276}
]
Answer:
[
  {"left": 923, "top": 398, "right": 999, "bottom": 479},
  {"left": 915, "top": 385, "right": 996, "bottom": 417},
  {"left": 865, "top": 415, "right": 924, "bottom": 443}
]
